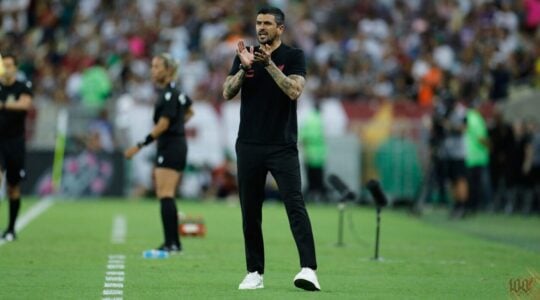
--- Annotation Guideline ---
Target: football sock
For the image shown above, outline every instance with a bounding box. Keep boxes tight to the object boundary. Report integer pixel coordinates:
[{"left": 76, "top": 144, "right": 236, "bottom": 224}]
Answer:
[
  {"left": 7, "top": 198, "right": 21, "bottom": 232},
  {"left": 160, "top": 197, "right": 180, "bottom": 246}
]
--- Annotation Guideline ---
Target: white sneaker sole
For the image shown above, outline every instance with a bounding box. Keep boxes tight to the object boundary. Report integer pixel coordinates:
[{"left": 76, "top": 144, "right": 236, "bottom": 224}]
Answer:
[{"left": 294, "top": 279, "right": 320, "bottom": 291}]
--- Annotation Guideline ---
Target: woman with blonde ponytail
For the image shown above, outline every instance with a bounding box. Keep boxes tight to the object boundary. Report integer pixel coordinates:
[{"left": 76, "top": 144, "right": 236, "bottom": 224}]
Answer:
[{"left": 125, "top": 53, "right": 194, "bottom": 253}]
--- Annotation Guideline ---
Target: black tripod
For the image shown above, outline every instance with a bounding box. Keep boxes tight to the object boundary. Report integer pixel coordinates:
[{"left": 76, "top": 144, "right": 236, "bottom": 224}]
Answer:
[
  {"left": 336, "top": 202, "right": 346, "bottom": 246},
  {"left": 327, "top": 174, "right": 355, "bottom": 247},
  {"left": 367, "top": 180, "right": 388, "bottom": 261},
  {"left": 373, "top": 205, "right": 383, "bottom": 260}
]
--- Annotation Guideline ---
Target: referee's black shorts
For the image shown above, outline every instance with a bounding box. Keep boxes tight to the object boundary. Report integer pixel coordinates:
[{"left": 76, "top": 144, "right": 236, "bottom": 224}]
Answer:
[
  {"left": 0, "top": 136, "right": 26, "bottom": 185},
  {"left": 155, "top": 137, "right": 187, "bottom": 172}
]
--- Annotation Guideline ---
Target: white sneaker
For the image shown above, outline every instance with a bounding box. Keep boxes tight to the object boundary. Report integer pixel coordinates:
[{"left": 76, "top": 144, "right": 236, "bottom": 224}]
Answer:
[
  {"left": 238, "top": 271, "right": 264, "bottom": 290},
  {"left": 293, "top": 268, "right": 321, "bottom": 291},
  {"left": 1, "top": 231, "right": 16, "bottom": 242}
]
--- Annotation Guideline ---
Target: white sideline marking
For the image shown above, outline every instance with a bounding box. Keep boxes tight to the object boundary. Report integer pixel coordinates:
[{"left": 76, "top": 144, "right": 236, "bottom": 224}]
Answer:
[
  {"left": 0, "top": 197, "right": 54, "bottom": 247},
  {"left": 107, "top": 264, "right": 125, "bottom": 269},
  {"left": 103, "top": 258, "right": 126, "bottom": 298},
  {"left": 105, "top": 276, "right": 124, "bottom": 282},
  {"left": 15, "top": 197, "right": 54, "bottom": 230},
  {"left": 111, "top": 215, "right": 127, "bottom": 244},
  {"left": 102, "top": 216, "right": 127, "bottom": 300},
  {"left": 106, "top": 271, "right": 124, "bottom": 276},
  {"left": 103, "top": 290, "right": 123, "bottom": 296}
]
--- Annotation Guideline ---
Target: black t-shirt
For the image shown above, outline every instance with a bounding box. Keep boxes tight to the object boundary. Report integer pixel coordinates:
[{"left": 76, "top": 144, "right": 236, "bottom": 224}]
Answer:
[
  {"left": 488, "top": 122, "right": 514, "bottom": 169},
  {"left": 228, "top": 43, "right": 306, "bottom": 145},
  {"left": 153, "top": 82, "right": 192, "bottom": 142},
  {"left": 0, "top": 79, "right": 33, "bottom": 139},
  {"left": 509, "top": 133, "right": 533, "bottom": 180}
]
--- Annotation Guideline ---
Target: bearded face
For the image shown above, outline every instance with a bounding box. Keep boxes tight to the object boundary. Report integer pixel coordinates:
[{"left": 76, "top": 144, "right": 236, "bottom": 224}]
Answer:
[{"left": 256, "top": 14, "right": 284, "bottom": 45}]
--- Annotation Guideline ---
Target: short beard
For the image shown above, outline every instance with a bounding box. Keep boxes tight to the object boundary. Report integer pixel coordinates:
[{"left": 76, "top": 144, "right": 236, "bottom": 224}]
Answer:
[{"left": 259, "top": 37, "right": 274, "bottom": 45}]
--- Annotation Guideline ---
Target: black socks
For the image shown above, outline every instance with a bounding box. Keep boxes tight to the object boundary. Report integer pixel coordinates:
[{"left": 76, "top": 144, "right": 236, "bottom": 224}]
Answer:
[
  {"left": 160, "top": 197, "right": 180, "bottom": 247},
  {"left": 7, "top": 198, "right": 21, "bottom": 232}
]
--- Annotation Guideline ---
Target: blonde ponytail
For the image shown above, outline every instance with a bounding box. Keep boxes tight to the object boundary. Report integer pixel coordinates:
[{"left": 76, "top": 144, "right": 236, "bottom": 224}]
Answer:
[{"left": 158, "top": 53, "right": 178, "bottom": 79}]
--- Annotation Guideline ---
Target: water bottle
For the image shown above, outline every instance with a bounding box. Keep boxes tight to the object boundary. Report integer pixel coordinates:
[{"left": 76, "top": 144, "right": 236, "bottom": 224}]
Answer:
[{"left": 142, "top": 249, "right": 169, "bottom": 259}]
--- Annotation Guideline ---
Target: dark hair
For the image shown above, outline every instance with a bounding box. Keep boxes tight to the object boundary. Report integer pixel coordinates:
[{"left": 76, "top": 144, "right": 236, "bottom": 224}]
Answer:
[
  {"left": 257, "top": 6, "right": 285, "bottom": 25},
  {"left": 2, "top": 53, "right": 17, "bottom": 65}
]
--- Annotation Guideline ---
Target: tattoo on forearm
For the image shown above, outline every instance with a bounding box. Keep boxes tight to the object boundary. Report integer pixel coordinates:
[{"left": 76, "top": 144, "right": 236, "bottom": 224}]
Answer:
[
  {"left": 223, "top": 70, "right": 246, "bottom": 100},
  {"left": 265, "top": 63, "right": 305, "bottom": 100}
]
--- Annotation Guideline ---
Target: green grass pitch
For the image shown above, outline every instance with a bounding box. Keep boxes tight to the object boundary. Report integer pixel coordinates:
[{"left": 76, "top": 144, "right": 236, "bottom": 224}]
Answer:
[{"left": 0, "top": 198, "right": 539, "bottom": 299}]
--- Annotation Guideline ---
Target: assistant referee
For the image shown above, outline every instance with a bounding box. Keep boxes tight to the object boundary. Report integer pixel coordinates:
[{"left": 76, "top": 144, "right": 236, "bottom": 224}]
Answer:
[
  {"left": 125, "top": 53, "right": 194, "bottom": 252},
  {"left": 0, "top": 53, "right": 33, "bottom": 242}
]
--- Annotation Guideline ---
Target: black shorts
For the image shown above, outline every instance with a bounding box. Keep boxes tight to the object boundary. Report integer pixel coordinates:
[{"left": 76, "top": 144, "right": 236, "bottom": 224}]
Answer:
[
  {"left": 156, "top": 137, "right": 187, "bottom": 172},
  {"left": 531, "top": 166, "right": 540, "bottom": 185},
  {"left": 446, "top": 159, "right": 466, "bottom": 182},
  {"left": 0, "top": 136, "right": 26, "bottom": 185}
]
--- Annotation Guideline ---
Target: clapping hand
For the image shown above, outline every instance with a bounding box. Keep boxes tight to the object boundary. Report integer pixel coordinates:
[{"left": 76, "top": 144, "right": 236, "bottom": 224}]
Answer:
[
  {"left": 254, "top": 43, "right": 271, "bottom": 66},
  {"left": 236, "top": 41, "right": 254, "bottom": 68}
]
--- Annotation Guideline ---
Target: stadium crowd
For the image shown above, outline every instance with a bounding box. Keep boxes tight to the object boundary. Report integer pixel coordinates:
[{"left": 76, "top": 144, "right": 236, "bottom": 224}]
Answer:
[
  {"left": 1, "top": 0, "right": 539, "bottom": 213},
  {"left": 1, "top": 0, "right": 539, "bottom": 106}
]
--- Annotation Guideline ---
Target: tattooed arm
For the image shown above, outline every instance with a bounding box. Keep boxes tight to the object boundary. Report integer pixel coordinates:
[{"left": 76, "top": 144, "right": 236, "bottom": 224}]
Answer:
[
  {"left": 222, "top": 70, "right": 246, "bottom": 100},
  {"left": 264, "top": 61, "right": 305, "bottom": 100},
  {"left": 254, "top": 45, "right": 305, "bottom": 100},
  {"left": 223, "top": 41, "right": 254, "bottom": 100}
]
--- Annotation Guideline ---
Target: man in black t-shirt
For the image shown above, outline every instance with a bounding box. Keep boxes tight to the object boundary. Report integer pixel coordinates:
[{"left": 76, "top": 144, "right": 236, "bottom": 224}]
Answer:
[
  {"left": 223, "top": 6, "right": 320, "bottom": 291},
  {"left": 125, "top": 53, "right": 193, "bottom": 253},
  {"left": 0, "top": 54, "right": 33, "bottom": 242}
]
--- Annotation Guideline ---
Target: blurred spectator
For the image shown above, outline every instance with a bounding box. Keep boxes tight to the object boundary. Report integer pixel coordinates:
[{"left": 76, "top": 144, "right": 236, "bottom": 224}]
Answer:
[
  {"left": 506, "top": 120, "right": 535, "bottom": 214},
  {"left": 489, "top": 59, "right": 512, "bottom": 101},
  {"left": 211, "top": 154, "right": 237, "bottom": 200},
  {"left": 0, "top": 0, "right": 538, "bottom": 207},
  {"left": 417, "top": 55, "right": 443, "bottom": 107},
  {"left": 420, "top": 92, "right": 450, "bottom": 206},
  {"left": 80, "top": 59, "right": 112, "bottom": 109},
  {"left": 87, "top": 108, "right": 114, "bottom": 153},
  {"left": 535, "top": 46, "right": 540, "bottom": 88},
  {"left": 0, "top": 0, "right": 536, "bottom": 112},
  {"left": 524, "top": 0, "right": 540, "bottom": 31},
  {"left": 115, "top": 68, "right": 155, "bottom": 197},
  {"left": 530, "top": 121, "right": 540, "bottom": 212},
  {"left": 1, "top": 0, "right": 30, "bottom": 34},
  {"left": 442, "top": 98, "right": 468, "bottom": 218},
  {"left": 299, "top": 102, "right": 327, "bottom": 202},
  {"left": 488, "top": 107, "right": 514, "bottom": 212},
  {"left": 465, "top": 100, "right": 491, "bottom": 212},
  {"left": 522, "top": 119, "right": 537, "bottom": 214}
]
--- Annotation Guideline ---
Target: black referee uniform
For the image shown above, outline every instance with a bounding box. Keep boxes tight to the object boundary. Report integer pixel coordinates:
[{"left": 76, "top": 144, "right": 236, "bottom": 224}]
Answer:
[
  {"left": 153, "top": 81, "right": 192, "bottom": 249},
  {"left": 0, "top": 78, "right": 32, "bottom": 238},
  {"left": 229, "top": 43, "right": 317, "bottom": 274},
  {"left": 153, "top": 82, "right": 192, "bottom": 172}
]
